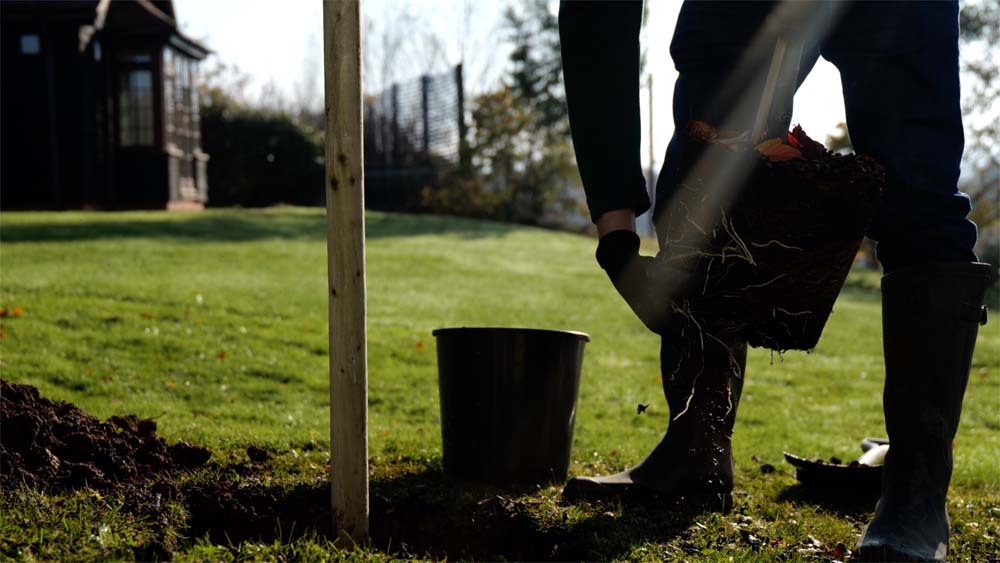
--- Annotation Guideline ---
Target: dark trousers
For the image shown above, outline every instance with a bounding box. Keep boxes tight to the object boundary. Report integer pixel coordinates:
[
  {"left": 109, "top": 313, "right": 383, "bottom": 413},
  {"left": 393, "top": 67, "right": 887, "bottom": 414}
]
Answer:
[{"left": 654, "top": 1, "right": 978, "bottom": 274}]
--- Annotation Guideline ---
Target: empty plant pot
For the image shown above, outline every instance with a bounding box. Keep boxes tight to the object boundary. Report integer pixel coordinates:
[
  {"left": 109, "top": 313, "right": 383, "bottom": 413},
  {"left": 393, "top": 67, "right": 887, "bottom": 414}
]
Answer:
[{"left": 433, "top": 327, "right": 589, "bottom": 485}]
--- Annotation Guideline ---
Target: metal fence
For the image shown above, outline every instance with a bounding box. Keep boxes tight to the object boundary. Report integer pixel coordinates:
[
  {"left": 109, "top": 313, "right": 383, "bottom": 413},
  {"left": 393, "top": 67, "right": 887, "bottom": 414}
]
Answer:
[{"left": 364, "top": 64, "right": 465, "bottom": 210}]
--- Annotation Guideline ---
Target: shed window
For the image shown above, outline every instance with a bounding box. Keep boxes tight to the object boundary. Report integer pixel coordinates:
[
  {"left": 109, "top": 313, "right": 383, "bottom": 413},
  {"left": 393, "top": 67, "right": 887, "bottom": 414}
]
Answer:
[
  {"left": 20, "top": 34, "right": 41, "bottom": 55},
  {"left": 163, "top": 48, "right": 200, "bottom": 152},
  {"left": 118, "top": 69, "right": 154, "bottom": 146}
]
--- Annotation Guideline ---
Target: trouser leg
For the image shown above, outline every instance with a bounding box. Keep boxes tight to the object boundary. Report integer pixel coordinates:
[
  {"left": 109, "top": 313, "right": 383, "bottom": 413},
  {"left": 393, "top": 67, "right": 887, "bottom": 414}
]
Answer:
[
  {"left": 653, "top": 1, "right": 829, "bottom": 247},
  {"left": 821, "top": 1, "right": 978, "bottom": 273},
  {"left": 821, "top": 4, "right": 987, "bottom": 560}
]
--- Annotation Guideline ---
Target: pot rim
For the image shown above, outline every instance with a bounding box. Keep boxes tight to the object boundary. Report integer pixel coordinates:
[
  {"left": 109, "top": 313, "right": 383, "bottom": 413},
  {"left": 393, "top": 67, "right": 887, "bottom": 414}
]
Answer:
[{"left": 432, "top": 326, "right": 590, "bottom": 342}]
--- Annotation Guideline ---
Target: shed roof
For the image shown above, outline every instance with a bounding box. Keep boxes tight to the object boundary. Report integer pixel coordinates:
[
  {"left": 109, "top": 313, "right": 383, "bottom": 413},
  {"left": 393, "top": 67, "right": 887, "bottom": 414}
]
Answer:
[{"left": 2, "top": 0, "right": 210, "bottom": 60}]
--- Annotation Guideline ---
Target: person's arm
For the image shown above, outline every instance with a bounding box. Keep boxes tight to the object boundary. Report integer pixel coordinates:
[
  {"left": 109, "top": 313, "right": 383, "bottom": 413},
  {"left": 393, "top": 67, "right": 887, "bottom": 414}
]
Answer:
[
  {"left": 559, "top": 0, "right": 649, "bottom": 226},
  {"left": 560, "top": 2, "right": 695, "bottom": 336}
]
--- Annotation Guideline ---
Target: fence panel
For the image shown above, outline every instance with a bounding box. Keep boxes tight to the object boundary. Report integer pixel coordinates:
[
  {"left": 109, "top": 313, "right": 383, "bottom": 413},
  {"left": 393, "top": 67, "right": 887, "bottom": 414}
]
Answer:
[{"left": 364, "top": 64, "right": 464, "bottom": 211}]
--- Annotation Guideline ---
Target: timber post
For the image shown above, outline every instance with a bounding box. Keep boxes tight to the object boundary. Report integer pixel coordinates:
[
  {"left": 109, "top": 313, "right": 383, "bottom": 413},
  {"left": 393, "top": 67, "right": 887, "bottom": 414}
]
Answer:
[{"left": 322, "top": 0, "right": 369, "bottom": 541}]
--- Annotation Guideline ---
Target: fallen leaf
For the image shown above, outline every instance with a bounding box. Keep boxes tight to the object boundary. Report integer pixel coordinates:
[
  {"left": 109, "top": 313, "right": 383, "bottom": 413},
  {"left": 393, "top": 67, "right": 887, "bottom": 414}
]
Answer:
[
  {"left": 788, "top": 124, "right": 828, "bottom": 156},
  {"left": 755, "top": 138, "right": 803, "bottom": 162},
  {"left": 0, "top": 308, "right": 7, "bottom": 318},
  {"left": 83, "top": 368, "right": 93, "bottom": 376},
  {"left": 11, "top": 306, "right": 24, "bottom": 318},
  {"left": 141, "top": 312, "right": 154, "bottom": 319},
  {"left": 686, "top": 120, "right": 718, "bottom": 144},
  {"left": 415, "top": 340, "right": 424, "bottom": 351},
  {"left": 217, "top": 351, "right": 228, "bottom": 360}
]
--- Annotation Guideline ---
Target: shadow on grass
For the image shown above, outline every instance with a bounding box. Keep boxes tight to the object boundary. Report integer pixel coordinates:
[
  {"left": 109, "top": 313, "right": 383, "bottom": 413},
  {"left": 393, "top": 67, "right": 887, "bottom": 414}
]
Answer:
[
  {"left": 776, "top": 483, "right": 878, "bottom": 519},
  {"left": 179, "top": 463, "right": 705, "bottom": 560},
  {"left": 1, "top": 210, "right": 518, "bottom": 244}
]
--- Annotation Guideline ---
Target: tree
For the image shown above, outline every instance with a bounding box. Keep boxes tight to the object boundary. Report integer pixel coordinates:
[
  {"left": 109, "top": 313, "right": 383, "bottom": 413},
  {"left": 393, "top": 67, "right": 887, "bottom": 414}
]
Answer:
[
  {"left": 959, "top": 0, "right": 999, "bottom": 174},
  {"left": 198, "top": 62, "right": 325, "bottom": 207},
  {"left": 455, "top": 0, "right": 579, "bottom": 225},
  {"left": 825, "top": 122, "right": 852, "bottom": 154}
]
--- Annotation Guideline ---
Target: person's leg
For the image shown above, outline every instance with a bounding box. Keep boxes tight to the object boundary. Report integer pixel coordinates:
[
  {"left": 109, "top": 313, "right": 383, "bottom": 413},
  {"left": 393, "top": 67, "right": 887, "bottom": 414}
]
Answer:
[
  {"left": 652, "top": 0, "right": 832, "bottom": 245},
  {"left": 822, "top": 3, "right": 992, "bottom": 560},
  {"left": 563, "top": 333, "right": 746, "bottom": 503},
  {"left": 565, "top": 0, "right": 827, "bottom": 504},
  {"left": 822, "top": 2, "right": 977, "bottom": 272}
]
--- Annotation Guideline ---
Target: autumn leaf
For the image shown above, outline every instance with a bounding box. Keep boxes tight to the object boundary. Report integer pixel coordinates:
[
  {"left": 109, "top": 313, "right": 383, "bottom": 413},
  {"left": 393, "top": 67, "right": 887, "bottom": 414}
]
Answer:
[
  {"left": 0, "top": 308, "right": 7, "bottom": 318},
  {"left": 141, "top": 312, "right": 154, "bottom": 319},
  {"left": 788, "top": 124, "right": 828, "bottom": 156},
  {"left": 754, "top": 137, "right": 803, "bottom": 162},
  {"left": 11, "top": 306, "right": 24, "bottom": 318},
  {"left": 686, "top": 120, "right": 718, "bottom": 144},
  {"left": 415, "top": 340, "right": 424, "bottom": 351},
  {"left": 217, "top": 351, "right": 228, "bottom": 360}
]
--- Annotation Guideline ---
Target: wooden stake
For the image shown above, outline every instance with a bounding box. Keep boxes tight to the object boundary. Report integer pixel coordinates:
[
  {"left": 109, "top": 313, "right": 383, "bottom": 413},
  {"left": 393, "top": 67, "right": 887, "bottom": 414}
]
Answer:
[
  {"left": 751, "top": 38, "right": 787, "bottom": 145},
  {"left": 323, "top": 0, "right": 369, "bottom": 541}
]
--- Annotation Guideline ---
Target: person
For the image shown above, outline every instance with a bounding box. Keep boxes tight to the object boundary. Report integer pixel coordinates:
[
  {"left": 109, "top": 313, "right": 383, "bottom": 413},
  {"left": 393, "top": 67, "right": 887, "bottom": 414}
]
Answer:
[{"left": 557, "top": 2, "right": 994, "bottom": 561}]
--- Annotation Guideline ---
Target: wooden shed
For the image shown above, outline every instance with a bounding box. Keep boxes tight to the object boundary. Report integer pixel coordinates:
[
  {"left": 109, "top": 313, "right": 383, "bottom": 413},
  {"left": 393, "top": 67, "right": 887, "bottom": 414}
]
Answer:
[{"left": 1, "top": 0, "right": 210, "bottom": 210}]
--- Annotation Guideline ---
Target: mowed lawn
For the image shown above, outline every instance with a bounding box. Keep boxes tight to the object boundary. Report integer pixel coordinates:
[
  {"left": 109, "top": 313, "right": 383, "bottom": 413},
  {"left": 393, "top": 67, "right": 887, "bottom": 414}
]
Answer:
[{"left": 1, "top": 208, "right": 997, "bottom": 561}]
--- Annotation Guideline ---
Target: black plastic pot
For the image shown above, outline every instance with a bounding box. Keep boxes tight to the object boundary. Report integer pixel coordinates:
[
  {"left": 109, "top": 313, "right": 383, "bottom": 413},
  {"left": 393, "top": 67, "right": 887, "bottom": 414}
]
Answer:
[{"left": 432, "top": 327, "right": 589, "bottom": 485}]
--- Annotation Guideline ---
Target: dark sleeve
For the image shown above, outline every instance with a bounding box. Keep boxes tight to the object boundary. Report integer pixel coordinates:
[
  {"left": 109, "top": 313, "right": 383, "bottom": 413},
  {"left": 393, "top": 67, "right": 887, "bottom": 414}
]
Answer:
[{"left": 559, "top": 0, "right": 649, "bottom": 224}]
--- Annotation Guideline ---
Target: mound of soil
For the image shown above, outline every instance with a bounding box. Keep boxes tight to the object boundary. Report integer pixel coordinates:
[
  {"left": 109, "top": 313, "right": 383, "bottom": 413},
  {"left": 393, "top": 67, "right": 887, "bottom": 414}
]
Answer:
[{"left": 0, "top": 379, "right": 211, "bottom": 492}]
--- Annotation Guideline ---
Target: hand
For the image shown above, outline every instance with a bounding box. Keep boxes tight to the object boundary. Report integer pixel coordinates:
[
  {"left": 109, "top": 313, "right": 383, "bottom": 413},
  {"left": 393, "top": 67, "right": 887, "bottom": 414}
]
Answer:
[{"left": 595, "top": 230, "right": 694, "bottom": 335}]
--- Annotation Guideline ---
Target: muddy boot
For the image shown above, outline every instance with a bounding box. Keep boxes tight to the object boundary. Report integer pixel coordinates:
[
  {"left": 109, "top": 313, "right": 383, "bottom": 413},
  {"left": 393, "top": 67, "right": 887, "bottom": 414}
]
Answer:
[
  {"left": 562, "top": 332, "right": 746, "bottom": 509},
  {"left": 855, "top": 262, "right": 994, "bottom": 562}
]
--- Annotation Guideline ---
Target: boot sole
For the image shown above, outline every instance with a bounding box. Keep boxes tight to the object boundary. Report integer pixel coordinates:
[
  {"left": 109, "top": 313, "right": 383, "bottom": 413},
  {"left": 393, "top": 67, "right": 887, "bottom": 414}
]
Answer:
[{"left": 852, "top": 544, "right": 939, "bottom": 562}]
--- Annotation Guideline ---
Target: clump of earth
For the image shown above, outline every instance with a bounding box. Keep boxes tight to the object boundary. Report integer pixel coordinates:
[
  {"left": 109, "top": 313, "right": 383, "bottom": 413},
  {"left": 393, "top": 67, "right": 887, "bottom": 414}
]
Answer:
[
  {"left": 0, "top": 379, "right": 211, "bottom": 492},
  {"left": 0, "top": 380, "right": 777, "bottom": 560}
]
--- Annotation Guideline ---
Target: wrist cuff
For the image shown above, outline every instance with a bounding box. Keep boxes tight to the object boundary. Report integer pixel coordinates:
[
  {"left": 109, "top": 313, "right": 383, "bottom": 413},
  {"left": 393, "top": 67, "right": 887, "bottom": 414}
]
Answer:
[{"left": 596, "top": 230, "right": 641, "bottom": 274}]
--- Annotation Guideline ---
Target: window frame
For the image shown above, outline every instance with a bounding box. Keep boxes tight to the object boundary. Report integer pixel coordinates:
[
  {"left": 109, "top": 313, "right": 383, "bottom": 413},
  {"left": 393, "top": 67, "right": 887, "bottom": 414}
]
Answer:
[
  {"left": 20, "top": 33, "right": 41, "bottom": 55},
  {"left": 113, "top": 47, "right": 161, "bottom": 149}
]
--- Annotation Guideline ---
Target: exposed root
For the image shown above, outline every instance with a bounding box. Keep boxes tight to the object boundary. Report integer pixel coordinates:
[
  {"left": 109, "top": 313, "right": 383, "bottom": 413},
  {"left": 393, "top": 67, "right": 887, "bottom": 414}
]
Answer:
[
  {"left": 656, "top": 123, "right": 884, "bottom": 352},
  {"left": 751, "top": 239, "right": 805, "bottom": 251}
]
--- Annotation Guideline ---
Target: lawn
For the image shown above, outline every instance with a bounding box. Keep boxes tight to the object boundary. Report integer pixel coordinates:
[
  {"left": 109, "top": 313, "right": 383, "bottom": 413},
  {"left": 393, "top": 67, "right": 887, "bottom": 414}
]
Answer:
[{"left": 1, "top": 208, "right": 997, "bottom": 561}]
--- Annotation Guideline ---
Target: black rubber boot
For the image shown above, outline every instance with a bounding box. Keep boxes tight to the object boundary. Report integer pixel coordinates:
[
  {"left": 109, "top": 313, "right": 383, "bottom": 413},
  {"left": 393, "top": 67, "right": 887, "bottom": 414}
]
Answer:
[
  {"left": 562, "top": 332, "right": 746, "bottom": 509},
  {"left": 855, "top": 262, "right": 994, "bottom": 562}
]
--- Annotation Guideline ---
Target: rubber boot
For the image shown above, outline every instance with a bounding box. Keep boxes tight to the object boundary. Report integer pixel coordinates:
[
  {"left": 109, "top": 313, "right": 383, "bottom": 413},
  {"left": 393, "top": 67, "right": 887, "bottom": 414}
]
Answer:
[
  {"left": 562, "top": 332, "right": 746, "bottom": 508},
  {"left": 856, "top": 262, "right": 994, "bottom": 562}
]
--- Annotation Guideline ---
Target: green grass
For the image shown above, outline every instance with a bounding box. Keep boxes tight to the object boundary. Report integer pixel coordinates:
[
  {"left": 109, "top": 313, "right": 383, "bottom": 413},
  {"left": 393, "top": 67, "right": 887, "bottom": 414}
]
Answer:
[{"left": 1, "top": 208, "right": 998, "bottom": 561}]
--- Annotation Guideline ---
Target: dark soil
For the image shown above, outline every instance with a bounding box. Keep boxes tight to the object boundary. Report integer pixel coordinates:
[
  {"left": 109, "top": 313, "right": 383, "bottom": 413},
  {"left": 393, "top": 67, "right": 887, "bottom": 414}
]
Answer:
[
  {"left": 661, "top": 123, "right": 885, "bottom": 351},
  {"left": 182, "top": 470, "right": 570, "bottom": 560},
  {"left": 182, "top": 468, "right": 707, "bottom": 561},
  {"left": 0, "top": 382, "right": 709, "bottom": 560},
  {"left": 0, "top": 379, "right": 211, "bottom": 492}
]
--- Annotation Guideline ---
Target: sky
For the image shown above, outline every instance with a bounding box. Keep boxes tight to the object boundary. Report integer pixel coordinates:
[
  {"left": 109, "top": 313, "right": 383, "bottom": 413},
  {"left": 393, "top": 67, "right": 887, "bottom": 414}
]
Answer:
[{"left": 173, "top": 0, "right": 848, "bottom": 172}]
